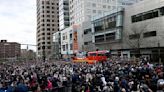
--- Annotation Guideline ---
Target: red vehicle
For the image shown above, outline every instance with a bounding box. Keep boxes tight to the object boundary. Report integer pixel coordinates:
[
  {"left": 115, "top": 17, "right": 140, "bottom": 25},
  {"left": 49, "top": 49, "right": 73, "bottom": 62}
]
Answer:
[
  {"left": 73, "top": 50, "right": 110, "bottom": 64},
  {"left": 87, "top": 50, "right": 110, "bottom": 63}
]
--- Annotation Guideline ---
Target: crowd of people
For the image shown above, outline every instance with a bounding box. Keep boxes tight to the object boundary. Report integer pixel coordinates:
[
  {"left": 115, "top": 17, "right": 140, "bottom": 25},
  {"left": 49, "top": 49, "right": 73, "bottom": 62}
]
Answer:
[{"left": 0, "top": 58, "right": 164, "bottom": 92}]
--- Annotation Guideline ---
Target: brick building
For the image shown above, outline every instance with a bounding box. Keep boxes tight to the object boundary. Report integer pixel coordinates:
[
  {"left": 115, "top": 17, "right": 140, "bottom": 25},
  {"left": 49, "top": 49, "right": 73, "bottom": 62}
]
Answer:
[{"left": 0, "top": 40, "right": 21, "bottom": 60}]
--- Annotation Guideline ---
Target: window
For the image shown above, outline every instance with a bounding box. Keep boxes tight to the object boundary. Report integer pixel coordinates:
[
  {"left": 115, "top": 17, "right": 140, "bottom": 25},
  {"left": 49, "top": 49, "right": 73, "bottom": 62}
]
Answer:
[
  {"left": 160, "top": 7, "right": 164, "bottom": 16},
  {"left": 129, "top": 34, "right": 140, "bottom": 39},
  {"left": 84, "top": 28, "right": 91, "bottom": 34},
  {"left": 70, "top": 33, "right": 72, "bottom": 40},
  {"left": 47, "top": 33, "right": 50, "bottom": 35},
  {"left": 42, "top": 28, "right": 45, "bottom": 31},
  {"left": 42, "top": 37, "right": 45, "bottom": 40},
  {"left": 62, "top": 45, "right": 65, "bottom": 51},
  {"left": 105, "top": 33, "right": 115, "bottom": 41},
  {"left": 47, "top": 19, "right": 50, "bottom": 22},
  {"left": 47, "top": 11, "right": 50, "bottom": 13},
  {"left": 103, "top": 5, "right": 106, "bottom": 8},
  {"left": 42, "top": 42, "right": 45, "bottom": 44},
  {"left": 63, "top": 34, "right": 65, "bottom": 40},
  {"left": 46, "top": 6, "right": 50, "bottom": 9},
  {"left": 47, "top": 46, "right": 51, "bottom": 49},
  {"left": 46, "top": 1, "right": 49, "bottom": 4},
  {"left": 143, "top": 31, "right": 156, "bottom": 38},
  {"left": 47, "top": 42, "right": 51, "bottom": 44},
  {"left": 47, "top": 24, "right": 50, "bottom": 26},
  {"left": 47, "top": 28, "right": 50, "bottom": 31},
  {"left": 84, "top": 42, "right": 88, "bottom": 45},
  {"left": 66, "top": 44, "right": 68, "bottom": 50},
  {"left": 93, "top": 10, "right": 96, "bottom": 13},
  {"left": 95, "top": 35, "right": 104, "bottom": 42},
  {"left": 131, "top": 8, "right": 162, "bottom": 23},
  {"left": 92, "top": 3, "right": 96, "bottom": 7},
  {"left": 70, "top": 44, "right": 73, "bottom": 50},
  {"left": 47, "top": 37, "right": 50, "bottom": 40}
]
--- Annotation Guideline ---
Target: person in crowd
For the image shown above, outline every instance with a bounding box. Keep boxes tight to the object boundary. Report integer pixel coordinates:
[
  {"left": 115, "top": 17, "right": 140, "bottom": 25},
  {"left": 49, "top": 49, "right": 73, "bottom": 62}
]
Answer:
[{"left": 0, "top": 57, "right": 164, "bottom": 92}]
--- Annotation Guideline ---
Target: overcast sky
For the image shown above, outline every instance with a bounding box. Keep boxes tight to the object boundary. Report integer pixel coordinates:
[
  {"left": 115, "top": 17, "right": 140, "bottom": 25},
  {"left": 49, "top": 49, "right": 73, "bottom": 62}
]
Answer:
[{"left": 0, "top": 0, "right": 36, "bottom": 50}]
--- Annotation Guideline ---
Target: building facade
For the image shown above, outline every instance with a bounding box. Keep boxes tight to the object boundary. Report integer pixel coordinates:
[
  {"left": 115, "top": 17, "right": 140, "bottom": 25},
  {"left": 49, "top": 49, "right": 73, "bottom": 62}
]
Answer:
[
  {"left": 91, "top": 8, "right": 124, "bottom": 51},
  {"left": 60, "top": 27, "right": 73, "bottom": 57},
  {"left": 52, "top": 31, "right": 61, "bottom": 59},
  {"left": 36, "top": 0, "right": 59, "bottom": 60},
  {"left": 81, "top": 21, "right": 95, "bottom": 51},
  {"left": 69, "top": 0, "right": 117, "bottom": 26},
  {"left": 122, "top": 0, "right": 164, "bottom": 61},
  {"left": 68, "top": 0, "right": 143, "bottom": 51},
  {"left": 59, "top": 0, "right": 70, "bottom": 30},
  {"left": 0, "top": 40, "right": 21, "bottom": 60}
]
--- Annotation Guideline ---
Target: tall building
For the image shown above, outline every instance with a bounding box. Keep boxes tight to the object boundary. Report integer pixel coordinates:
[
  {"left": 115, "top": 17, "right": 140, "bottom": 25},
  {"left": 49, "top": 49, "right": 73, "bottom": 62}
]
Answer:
[
  {"left": 36, "top": 0, "right": 59, "bottom": 60},
  {"left": 59, "top": 0, "right": 70, "bottom": 30},
  {"left": 69, "top": 0, "right": 116, "bottom": 26},
  {"left": 0, "top": 40, "right": 21, "bottom": 60},
  {"left": 122, "top": 0, "right": 164, "bottom": 61},
  {"left": 69, "top": 0, "right": 142, "bottom": 26}
]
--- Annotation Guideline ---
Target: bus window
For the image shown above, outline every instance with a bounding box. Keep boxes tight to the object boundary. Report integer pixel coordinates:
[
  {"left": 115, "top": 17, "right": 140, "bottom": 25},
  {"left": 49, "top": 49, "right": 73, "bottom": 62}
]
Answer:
[
  {"left": 89, "top": 53, "right": 97, "bottom": 56},
  {"left": 98, "top": 54, "right": 105, "bottom": 56}
]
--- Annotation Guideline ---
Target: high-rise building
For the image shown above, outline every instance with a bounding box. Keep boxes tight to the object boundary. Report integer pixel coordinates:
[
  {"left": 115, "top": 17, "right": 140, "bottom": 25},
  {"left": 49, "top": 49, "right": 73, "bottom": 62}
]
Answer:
[
  {"left": 36, "top": 0, "right": 59, "bottom": 60},
  {"left": 69, "top": 0, "right": 116, "bottom": 26},
  {"left": 59, "top": 0, "right": 70, "bottom": 31},
  {"left": 69, "top": 0, "right": 143, "bottom": 26}
]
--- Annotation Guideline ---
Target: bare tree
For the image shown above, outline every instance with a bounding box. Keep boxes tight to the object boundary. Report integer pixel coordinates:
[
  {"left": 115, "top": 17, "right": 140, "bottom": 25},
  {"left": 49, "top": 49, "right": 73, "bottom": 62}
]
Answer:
[{"left": 123, "top": 24, "right": 148, "bottom": 57}]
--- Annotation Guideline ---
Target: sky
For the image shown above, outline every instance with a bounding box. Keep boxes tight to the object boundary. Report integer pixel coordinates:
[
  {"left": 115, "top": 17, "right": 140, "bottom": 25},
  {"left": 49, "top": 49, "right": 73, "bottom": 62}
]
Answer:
[{"left": 0, "top": 0, "right": 36, "bottom": 50}]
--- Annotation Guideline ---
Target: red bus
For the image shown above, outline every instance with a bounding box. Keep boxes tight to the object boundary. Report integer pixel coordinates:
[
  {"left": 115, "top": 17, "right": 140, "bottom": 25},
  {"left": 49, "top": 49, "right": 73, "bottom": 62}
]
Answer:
[
  {"left": 87, "top": 50, "right": 110, "bottom": 63},
  {"left": 73, "top": 50, "right": 110, "bottom": 64}
]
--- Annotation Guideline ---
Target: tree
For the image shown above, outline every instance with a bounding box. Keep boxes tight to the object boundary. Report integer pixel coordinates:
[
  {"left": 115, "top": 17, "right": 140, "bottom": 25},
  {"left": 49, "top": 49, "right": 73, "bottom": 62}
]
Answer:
[{"left": 123, "top": 24, "right": 148, "bottom": 57}]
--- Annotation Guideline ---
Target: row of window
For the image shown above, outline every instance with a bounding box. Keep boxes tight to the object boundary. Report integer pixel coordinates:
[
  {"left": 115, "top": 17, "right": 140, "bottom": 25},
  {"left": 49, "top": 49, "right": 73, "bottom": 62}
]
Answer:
[
  {"left": 129, "top": 31, "right": 157, "bottom": 39},
  {"left": 131, "top": 7, "right": 164, "bottom": 23},
  {"left": 38, "top": 28, "right": 55, "bottom": 32},
  {"left": 37, "top": 37, "right": 51, "bottom": 41},
  {"left": 95, "top": 32, "right": 115, "bottom": 43},
  {"left": 62, "top": 44, "right": 73, "bottom": 51},
  {"left": 42, "top": 6, "right": 55, "bottom": 9},
  {"left": 38, "top": 46, "right": 51, "bottom": 50},
  {"left": 41, "top": 14, "right": 57, "bottom": 18},
  {"left": 38, "top": 42, "right": 51, "bottom": 45},
  {"left": 84, "top": 28, "right": 92, "bottom": 35},
  {"left": 94, "top": 21, "right": 116, "bottom": 33},
  {"left": 41, "top": 1, "right": 58, "bottom": 6},
  {"left": 84, "top": 41, "right": 92, "bottom": 45},
  {"left": 62, "top": 33, "right": 73, "bottom": 40}
]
